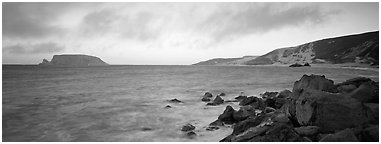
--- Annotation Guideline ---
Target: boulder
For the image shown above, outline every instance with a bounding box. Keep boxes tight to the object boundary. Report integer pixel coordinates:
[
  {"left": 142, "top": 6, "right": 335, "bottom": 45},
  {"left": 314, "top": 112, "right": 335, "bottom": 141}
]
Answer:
[
  {"left": 337, "top": 84, "right": 357, "bottom": 94},
  {"left": 206, "top": 95, "right": 224, "bottom": 106},
  {"left": 233, "top": 106, "right": 253, "bottom": 121},
  {"left": 347, "top": 81, "right": 378, "bottom": 103},
  {"left": 168, "top": 98, "right": 183, "bottom": 103},
  {"left": 292, "top": 74, "right": 335, "bottom": 100},
  {"left": 239, "top": 96, "right": 261, "bottom": 106},
  {"left": 181, "top": 123, "right": 195, "bottom": 131},
  {"left": 217, "top": 105, "right": 236, "bottom": 124},
  {"left": 246, "top": 123, "right": 304, "bottom": 142},
  {"left": 261, "top": 91, "right": 279, "bottom": 98},
  {"left": 336, "top": 77, "right": 374, "bottom": 87},
  {"left": 360, "top": 125, "right": 379, "bottom": 142},
  {"left": 209, "top": 119, "right": 224, "bottom": 126},
  {"left": 204, "top": 92, "right": 213, "bottom": 97},
  {"left": 277, "top": 90, "right": 292, "bottom": 98},
  {"left": 294, "top": 126, "right": 320, "bottom": 136},
  {"left": 231, "top": 115, "right": 267, "bottom": 135},
  {"left": 201, "top": 96, "right": 211, "bottom": 102},
  {"left": 319, "top": 128, "right": 359, "bottom": 142},
  {"left": 295, "top": 89, "right": 374, "bottom": 132}
]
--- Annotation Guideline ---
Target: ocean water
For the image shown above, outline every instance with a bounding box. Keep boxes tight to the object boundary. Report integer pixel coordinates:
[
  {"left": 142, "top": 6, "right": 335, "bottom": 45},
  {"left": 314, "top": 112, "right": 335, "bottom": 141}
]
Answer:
[{"left": 2, "top": 65, "right": 379, "bottom": 142}]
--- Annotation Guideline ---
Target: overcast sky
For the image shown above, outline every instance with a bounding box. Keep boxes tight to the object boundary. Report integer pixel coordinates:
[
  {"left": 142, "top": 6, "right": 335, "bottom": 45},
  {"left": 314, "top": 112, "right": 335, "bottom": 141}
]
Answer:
[{"left": 2, "top": 2, "right": 379, "bottom": 65}]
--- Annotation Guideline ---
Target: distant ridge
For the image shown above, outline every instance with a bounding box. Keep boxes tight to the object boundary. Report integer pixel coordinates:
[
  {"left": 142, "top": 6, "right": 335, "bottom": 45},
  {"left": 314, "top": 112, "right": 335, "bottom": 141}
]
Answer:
[
  {"left": 38, "top": 54, "right": 108, "bottom": 67},
  {"left": 193, "top": 31, "right": 379, "bottom": 66}
]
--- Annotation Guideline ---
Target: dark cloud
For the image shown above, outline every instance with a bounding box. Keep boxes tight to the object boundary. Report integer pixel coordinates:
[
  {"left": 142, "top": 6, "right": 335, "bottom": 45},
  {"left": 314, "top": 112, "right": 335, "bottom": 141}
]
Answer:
[
  {"left": 3, "top": 42, "right": 65, "bottom": 54},
  {"left": 201, "top": 3, "right": 339, "bottom": 41},
  {"left": 2, "top": 2, "right": 78, "bottom": 39}
]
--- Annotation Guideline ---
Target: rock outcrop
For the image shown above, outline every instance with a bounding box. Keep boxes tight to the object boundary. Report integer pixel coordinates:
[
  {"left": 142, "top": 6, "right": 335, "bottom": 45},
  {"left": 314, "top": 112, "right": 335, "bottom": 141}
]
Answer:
[
  {"left": 38, "top": 54, "right": 108, "bottom": 67},
  {"left": 208, "top": 74, "right": 378, "bottom": 142}
]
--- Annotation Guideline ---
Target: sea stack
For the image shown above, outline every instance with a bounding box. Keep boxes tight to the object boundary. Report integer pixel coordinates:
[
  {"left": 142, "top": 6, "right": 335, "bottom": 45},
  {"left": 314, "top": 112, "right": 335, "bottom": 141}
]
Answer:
[{"left": 38, "top": 54, "right": 108, "bottom": 67}]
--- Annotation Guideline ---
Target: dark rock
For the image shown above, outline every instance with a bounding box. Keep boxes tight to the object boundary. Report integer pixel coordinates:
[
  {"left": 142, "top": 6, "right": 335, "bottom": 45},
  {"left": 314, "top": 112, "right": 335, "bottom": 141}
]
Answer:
[
  {"left": 207, "top": 95, "right": 224, "bottom": 106},
  {"left": 186, "top": 131, "right": 197, "bottom": 138},
  {"left": 231, "top": 125, "right": 271, "bottom": 142},
  {"left": 274, "top": 97, "right": 288, "bottom": 109},
  {"left": 204, "top": 92, "right": 213, "bottom": 97},
  {"left": 302, "top": 136, "right": 313, "bottom": 142},
  {"left": 337, "top": 84, "right": 357, "bottom": 94},
  {"left": 304, "top": 63, "right": 311, "bottom": 67},
  {"left": 232, "top": 106, "right": 256, "bottom": 121},
  {"left": 232, "top": 114, "right": 267, "bottom": 135},
  {"left": 261, "top": 91, "right": 279, "bottom": 98},
  {"left": 292, "top": 74, "right": 336, "bottom": 99},
  {"left": 289, "top": 63, "right": 304, "bottom": 67},
  {"left": 277, "top": 90, "right": 292, "bottom": 98},
  {"left": 168, "top": 98, "right": 183, "bottom": 103},
  {"left": 295, "top": 88, "right": 375, "bottom": 132},
  {"left": 347, "top": 81, "right": 378, "bottom": 103},
  {"left": 141, "top": 127, "right": 153, "bottom": 131},
  {"left": 201, "top": 96, "right": 211, "bottom": 102},
  {"left": 319, "top": 128, "right": 359, "bottom": 142},
  {"left": 181, "top": 123, "right": 195, "bottom": 131},
  {"left": 360, "top": 125, "right": 379, "bottom": 142},
  {"left": 243, "top": 123, "right": 303, "bottom": 142},
  {"left": 165, "top": 105, "right": 172, "bottom": 108},
  {"left": 225, "top": 99, "right": 239, "bottom": 102},
  {"left": 336, "top": 77, "right": 374, "bottom": 87},
  {"left": 219, "top": 93, "right": 226, "bottom": 96},
  {"left": 38, "top": 54, "right": 108, "bottom": 67},
  {"left": 239, "top": 96, "right": 260, "bottom": 106},
  {"left": 264, "top": 98, "right": 276, "bottom": 109},
  {"left": 218, "top": 105, "right": 236, "bottom": 124},
  {"left": 364, "top": 103, "right": 378, "bottom": 124},
  {"left": 294, "top": 126, "right": 320, "bottom": 136},
  {"left": 206, "top": 126, "right": 220, "bottom": 131},
  {"left": 264, "top": 107, "right": 276, "bottom": 113},
  {"left": 235, "top": 95, "right": 247, "bottom": 100},
  {"left": 209, "top": 119, "right": 224, "bottom": 126}
]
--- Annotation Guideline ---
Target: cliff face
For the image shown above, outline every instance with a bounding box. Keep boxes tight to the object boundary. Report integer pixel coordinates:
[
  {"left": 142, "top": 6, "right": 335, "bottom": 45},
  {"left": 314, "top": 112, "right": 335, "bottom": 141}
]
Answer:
[
  {"left": 194, "top": 31, "right": 379, "bottom": 66},
  {"left": 245, "top": 31, "right": 379, "bottom": 65},
  {"left": 38, "top": 54, "right": 108, "bottom": 67}
]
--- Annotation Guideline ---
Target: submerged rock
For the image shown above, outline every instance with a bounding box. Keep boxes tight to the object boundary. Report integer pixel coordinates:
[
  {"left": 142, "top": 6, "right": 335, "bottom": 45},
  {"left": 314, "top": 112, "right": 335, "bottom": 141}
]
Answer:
[
  {"left": 181, "top": 124, "right": 195, "bottom": 131},
  {"left": 164, "top": 105, "right": 172, "bottom": 108},
  {"left": 168, "top": 98, "right": 183, "bottom": 103},
  {"left": 186, "top": 131, "right": 197, "bottom": 138},
  {"left": 319, "top": 128, "right": 359, "bottom": 142},
  {"left": 204, "top": 92, "right": 213, "bottom": 97},
  {"left": 206, "top": 95, "right": 224, "bottom": 106}
]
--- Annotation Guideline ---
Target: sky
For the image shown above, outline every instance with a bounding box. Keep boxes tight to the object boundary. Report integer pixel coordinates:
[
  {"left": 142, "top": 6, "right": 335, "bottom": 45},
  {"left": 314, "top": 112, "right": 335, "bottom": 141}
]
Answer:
[{"left": 2, "top": 2, "right": 379, "bottom": 65}]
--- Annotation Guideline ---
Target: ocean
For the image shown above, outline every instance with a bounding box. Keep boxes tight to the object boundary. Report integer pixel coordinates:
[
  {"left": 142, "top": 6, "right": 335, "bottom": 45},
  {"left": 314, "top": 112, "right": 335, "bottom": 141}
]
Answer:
[{"left": 2, "top": 65, "right": 379, "bottom": 142}]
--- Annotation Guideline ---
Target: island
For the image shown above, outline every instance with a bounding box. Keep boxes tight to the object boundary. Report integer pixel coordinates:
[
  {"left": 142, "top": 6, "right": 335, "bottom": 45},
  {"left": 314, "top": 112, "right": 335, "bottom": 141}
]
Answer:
[{"left": 38, "top": 54, "right": 108, "bottom": 67}]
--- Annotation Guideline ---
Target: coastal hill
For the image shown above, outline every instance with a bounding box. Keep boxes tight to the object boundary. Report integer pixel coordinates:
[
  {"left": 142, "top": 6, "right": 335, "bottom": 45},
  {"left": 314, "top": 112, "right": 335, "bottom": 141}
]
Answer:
[
  {"left": 38, "top": 54, "right": 108, "bottom": 67},
  {"left": 193, "top": 31, "right": 379, "bottom": 66},
  {"left": 193, "top": 56, "right": 258, "bottom": 65}
]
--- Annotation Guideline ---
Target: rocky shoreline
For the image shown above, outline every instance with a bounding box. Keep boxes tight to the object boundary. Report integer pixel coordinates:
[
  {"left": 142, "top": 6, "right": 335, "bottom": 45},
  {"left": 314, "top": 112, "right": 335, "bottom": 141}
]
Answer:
[{"left": 180, "top": 74, "right": 379, "bottom": 142}]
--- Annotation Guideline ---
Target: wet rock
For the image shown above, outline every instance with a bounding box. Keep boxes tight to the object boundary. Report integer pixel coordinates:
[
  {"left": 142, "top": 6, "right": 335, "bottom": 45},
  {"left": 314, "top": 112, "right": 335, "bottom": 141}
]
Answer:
[
  {"left": 165, "top": 105, "right": 172, "bottom": 108},
  {"left": 294, "top": 126, "right": 320, "bottom": 136},
  {"left": 206, "top": 126, "right": 220, "bottom": 131},
  {"left": 292, "top": 74, "right": 336, "bottom": 100},
  {"left": 277, "top": 90, "right": 292, "bottom": 98},
  {"left": 304, "top": 63, "right": 311, "bottom": 67},
  {"left": 232, "top": 106, "right": 256, "bottom": 122},
  {"left": 264, "top": 107, "right": 276, "bottom": 113},
  {"left": 347, "top": 81, "right": 378, "bottom": 103},
  {"left": 225, "top": 99, "right": 239, "bottom": 102},
  {"left": 168, "top": 98, "right": 182, "bottom": 103},
  {"left": 240, "top": 123, "right": 303, "bottom": 142},
  {"left": 336, "top": 77, "right": 374, "bottom": 87},
  {"left": 209, "top": 119, "right": 224, "bottom": 126},
  {"left": 319, "top": 128, "right": 359, "bottom": 142},
  {"left": 295, "top": 89, "right": 374, "bottom": 132},
  {"left": 337, "top": 84, "right": 357, "bottom": 94},
  {"left": 219, "top": 93, "right": 226, "bottom": 96},
  {"left": 239, "top": 96, "right": 261, "bottom": 106},
  {"left": 232, "top": 114, "right": 267, "bottom": 135},
  {"left": 231, "top": 125, "right": 271, "bottom": 142},
  {"left": 217, "top": 105, "right": 236, "bottom": 124},
  {"left": 289, "top": 63, "right": 304, "bottom": 67},
  {"left": 201, "top": 96, "right": 211, "bottom": 102},
  {"left": 360, "top": 125, "right": 379, "bottom": 142},
  {"left": 206, "top": 95, "right": 224, "bottom": 106},
  {"left": 181, "top": 123, "right": 195, "bottom": 131},
  {"left": 235, "top": 95, "right": 247, "bottom": 100},
  {"left": 204, "top": 92, "right": 213, "bottom": 97},
  {"left": 186, "top": 131, "right": 197, "bottom": 138},
  {"left": 261, "top": 91, "right": 279, "bottom": 98},
  {"left": 274, "top": 97, "right": 288, "bottom": 109}
]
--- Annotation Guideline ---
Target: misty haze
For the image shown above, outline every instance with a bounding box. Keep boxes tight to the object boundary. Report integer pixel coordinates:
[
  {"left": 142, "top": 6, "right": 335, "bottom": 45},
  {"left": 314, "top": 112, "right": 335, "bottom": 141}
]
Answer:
[{"left": 2, "top": 2, "right": 379, "bottom": 142}]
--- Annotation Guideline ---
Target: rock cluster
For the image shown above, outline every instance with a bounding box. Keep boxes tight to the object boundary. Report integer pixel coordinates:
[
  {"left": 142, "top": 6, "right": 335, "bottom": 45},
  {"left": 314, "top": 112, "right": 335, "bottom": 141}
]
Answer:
[{"left": 208, "top": 74, "right": 378, "bottom": 142}]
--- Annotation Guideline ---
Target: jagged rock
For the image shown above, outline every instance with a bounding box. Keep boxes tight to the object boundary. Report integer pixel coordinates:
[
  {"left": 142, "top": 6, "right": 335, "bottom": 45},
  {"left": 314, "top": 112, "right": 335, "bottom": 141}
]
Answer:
[
  {"left": 181, "top": 124, "right": 195, "bottom": 131},
  {"left": 337, "top": 84, "right": 357, "bottom": 94},
  {"left": 277, "top": 90, "right": 292, "bottom": 98},
  {"left": 264, "top": 107, "right": 276, "bottom": 113},
  {"left": 206, "top": 126, "right": 220, "bottom": 131},
  {"left": 294, "top": 126, "right": 320, "bottom": 136},
  {"left": 295, "top": 88, "right": 375, "bottom": 132},
  {"left": 292, "top": 74, "right": 335, "bottom": 100},
  {"left": 347, "top": 81, "right": 378, "bottom": 103},
  {"left": 235, "top": 95, "right": 247, "bottom": 100},
  {"left": 217, "top": 105, "right": 236, "bottom": 124},
  {"left": 360, "top": 125, "right": 379, "bottom": 142},
  {"left": 319, "top": 128, "right": 359, "bottom": 142},
  {"left": 239, "top": 96, "right": 262, "bottom": 106},
  {"left": 168, "top": 98, "right": 183, "bottom": 103},
  {"left": 245, "top": 123, "right": 303, "bottom": 142},
  {"left": 204, "top": 92, "right": 213, "bottom": 97},
  {"left": 232, "top": 106, "right": 256, "bottom": 121},
  {"left": 231, "top": 114, "right": 267, "bottom": 135},
  {"left": 209, "top": 119, "right": 224, "bottom": 126},
  {"left": 186, "top": 131, "right": 197, "bottom": 138},
  {"left": 206, "top": 95, "right": 224, "bottom": 106}
]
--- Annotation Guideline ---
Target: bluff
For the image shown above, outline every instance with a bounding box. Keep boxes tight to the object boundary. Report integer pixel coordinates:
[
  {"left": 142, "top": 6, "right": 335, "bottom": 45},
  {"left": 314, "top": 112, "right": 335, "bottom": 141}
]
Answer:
[
  {"left": 193, "top": 56, "right": 258, "bottom": 65},
  {"left": 194, "top": 31, "right": 379, "bottom": 66},
  {"left": 38, "top": 54, "right": 108, "bottom": 67}
]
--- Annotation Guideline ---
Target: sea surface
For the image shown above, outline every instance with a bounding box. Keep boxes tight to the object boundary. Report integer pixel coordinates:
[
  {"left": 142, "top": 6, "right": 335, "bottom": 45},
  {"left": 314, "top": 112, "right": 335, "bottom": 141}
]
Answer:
[{"left": 2, "top": 65, "right": 379, "bottom": 142}]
